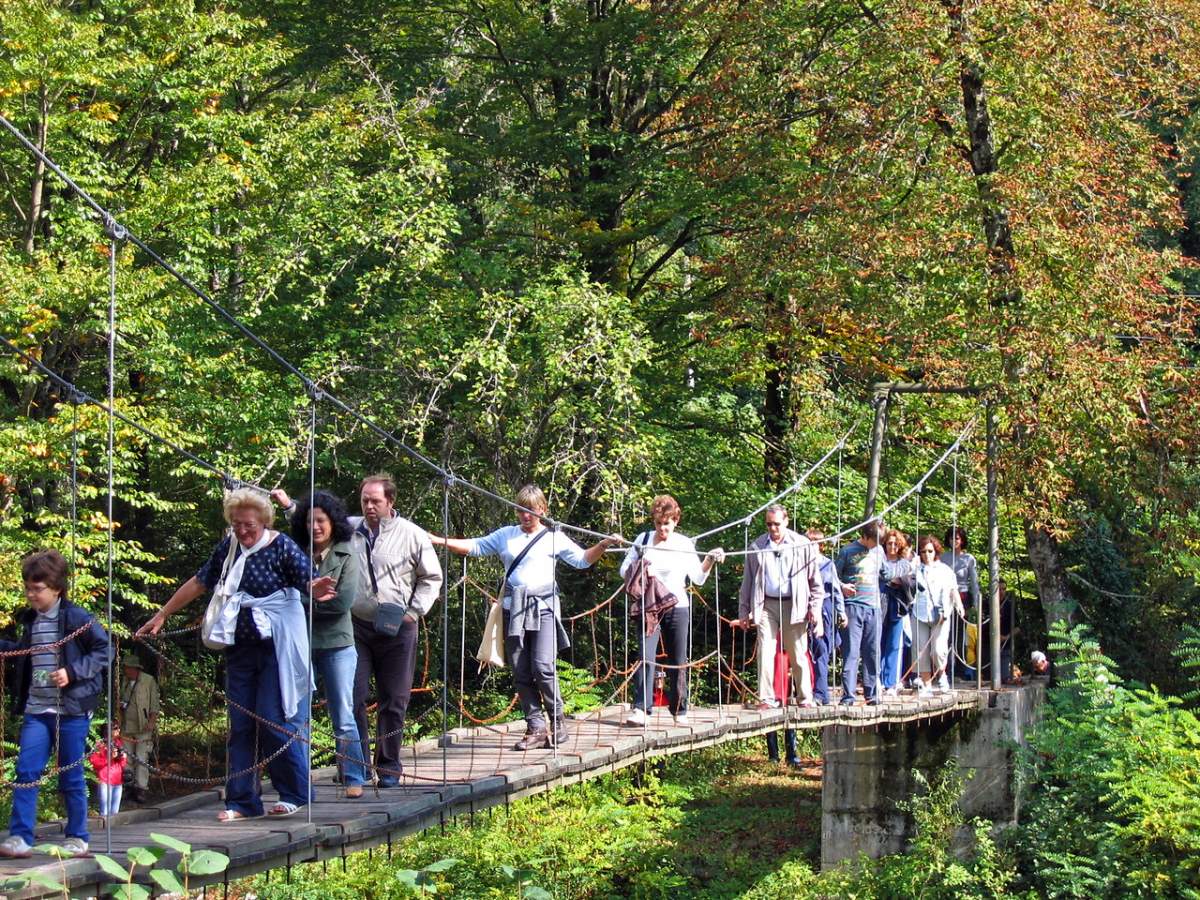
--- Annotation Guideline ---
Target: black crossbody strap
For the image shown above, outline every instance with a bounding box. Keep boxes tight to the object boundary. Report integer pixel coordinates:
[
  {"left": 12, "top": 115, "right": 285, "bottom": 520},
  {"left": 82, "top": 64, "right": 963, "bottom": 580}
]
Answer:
[
  {"left": 505, "top": 527, "right": 551, "bottom": 589},
  {"left": 359, "top": 523, "right": 380, "bottom": 596}
]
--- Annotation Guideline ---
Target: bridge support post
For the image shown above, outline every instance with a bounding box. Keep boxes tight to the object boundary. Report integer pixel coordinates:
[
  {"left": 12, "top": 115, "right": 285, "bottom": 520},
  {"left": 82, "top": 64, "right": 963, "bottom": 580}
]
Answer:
[{"left": 820, "top": 683, "right": 1044, "bottom": 870}]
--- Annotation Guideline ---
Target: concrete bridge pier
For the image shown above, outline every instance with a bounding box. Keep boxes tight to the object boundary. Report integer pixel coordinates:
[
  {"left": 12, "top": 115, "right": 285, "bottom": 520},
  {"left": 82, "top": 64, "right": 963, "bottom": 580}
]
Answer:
[{"left": 820, "top": 682, "right": 1045, "bottom": 870}]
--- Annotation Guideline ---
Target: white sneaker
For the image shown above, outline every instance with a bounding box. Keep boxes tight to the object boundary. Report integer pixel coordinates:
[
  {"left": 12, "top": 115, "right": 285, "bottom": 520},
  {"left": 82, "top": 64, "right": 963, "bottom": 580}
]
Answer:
[
  {"left": 624, "top": 707, "right": 647, "bottom": 726},
  {"left": 882, "top": 687, "right": 899, "bottom": 699},
  {"left": 673, "top": 713, "right": 690, "bottom": 725},
  {"left": 937, "top": 676, "right": 952, "bottom": 694},
  {"left": 60, "top": 837, "right": 88, "bottom": 855},
  {"left": 0, "top": 835, "right": 32, "bottom": 858},
  {"left": 918, "top": 684, "right": 934, "bottom": 698}
]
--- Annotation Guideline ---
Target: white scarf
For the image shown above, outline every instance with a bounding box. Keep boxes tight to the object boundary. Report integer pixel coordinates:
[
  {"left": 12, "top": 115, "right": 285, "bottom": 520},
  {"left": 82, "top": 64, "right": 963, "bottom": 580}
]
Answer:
[{"left": 221, "top": 528, "right": 275, "bottom": 595}]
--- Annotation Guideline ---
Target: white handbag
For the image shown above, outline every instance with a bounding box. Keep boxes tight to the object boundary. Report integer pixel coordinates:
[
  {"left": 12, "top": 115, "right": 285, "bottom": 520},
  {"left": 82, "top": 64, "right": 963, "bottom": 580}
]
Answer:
[
  {"left": 475, "top": 599, "right": 505, "bottom": 669},
  {"left": 201, "top": 536, "right": 240, "bottom": 650}
]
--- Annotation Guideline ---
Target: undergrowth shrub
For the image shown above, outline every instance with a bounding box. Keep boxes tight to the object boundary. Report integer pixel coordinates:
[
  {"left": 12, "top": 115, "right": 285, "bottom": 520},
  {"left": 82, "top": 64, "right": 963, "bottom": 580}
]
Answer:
[{"left": 1015, "top": 622, "right": 1200, "bottom": 897}]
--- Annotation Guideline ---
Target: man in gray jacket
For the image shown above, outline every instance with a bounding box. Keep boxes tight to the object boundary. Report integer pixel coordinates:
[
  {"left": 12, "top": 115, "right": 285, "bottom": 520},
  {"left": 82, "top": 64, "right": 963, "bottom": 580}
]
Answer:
[
  {"left": 350, "top": 474, "right": 443, "bottom": 786},
  {"left": 736, "top": 505, "right": 824, "bottom": 708}
]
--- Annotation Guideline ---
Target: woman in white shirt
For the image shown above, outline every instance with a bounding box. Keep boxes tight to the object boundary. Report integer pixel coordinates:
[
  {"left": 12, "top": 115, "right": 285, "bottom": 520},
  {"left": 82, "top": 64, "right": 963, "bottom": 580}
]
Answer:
[
  {"left": 619, "top": 495, "right": 724, "bottom": 727},
  {"left": 431, "top": 484, "right": 619, "bottom": 750},
  {"left": 910, "top": 536, "right": 964, "bottom": 695}
]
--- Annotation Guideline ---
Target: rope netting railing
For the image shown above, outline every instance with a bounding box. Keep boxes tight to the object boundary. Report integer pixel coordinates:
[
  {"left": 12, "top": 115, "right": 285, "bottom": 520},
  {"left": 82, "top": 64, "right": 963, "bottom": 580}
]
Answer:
[{"left": 0, "top": 110, "right": 1019, "bottom": 841}]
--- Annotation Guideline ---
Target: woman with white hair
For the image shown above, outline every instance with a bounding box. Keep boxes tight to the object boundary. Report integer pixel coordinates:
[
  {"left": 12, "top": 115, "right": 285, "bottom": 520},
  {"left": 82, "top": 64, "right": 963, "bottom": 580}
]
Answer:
[{"left": 137, "top": 488, "right": 331, "bottom": 821}]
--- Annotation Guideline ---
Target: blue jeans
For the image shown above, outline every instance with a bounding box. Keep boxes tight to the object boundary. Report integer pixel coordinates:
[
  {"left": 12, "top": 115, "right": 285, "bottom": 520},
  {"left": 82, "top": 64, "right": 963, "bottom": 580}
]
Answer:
[
  {"left": 841, "top": 604, "right": 880, "bottom": 703},
  {"left": 9, "top": 712, "right": 90, "bottom": 843},
  {"left": 812, "top": 597, "right": 841, "bottom": 704},
  {"left": 96, "top": 782, "right": 122, "bottom": 816},
  {"left": 632, "top": 607, "right": 690, "bottom": 715},
  {"left": 225, "top": 641, "right": 312, "bottom": 816},
  {"left": 880, "top": 614, "right": 906, "bottom": 689},
  {"left": 313, "top": 645, "right": 367, "bottom": 786}
]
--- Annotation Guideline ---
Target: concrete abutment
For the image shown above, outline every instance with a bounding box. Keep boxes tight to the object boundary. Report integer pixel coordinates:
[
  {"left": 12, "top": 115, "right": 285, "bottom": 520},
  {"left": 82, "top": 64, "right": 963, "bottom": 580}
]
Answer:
[{"left": 820, "top": 681, "right": 1045, "bottom": 870}]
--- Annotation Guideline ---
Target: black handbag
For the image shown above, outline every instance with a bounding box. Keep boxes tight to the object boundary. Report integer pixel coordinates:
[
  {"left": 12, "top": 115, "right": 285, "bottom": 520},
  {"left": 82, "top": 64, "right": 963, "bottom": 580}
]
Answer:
[{"left": 363, "top": 535, "right": 408, "bottom": 637}]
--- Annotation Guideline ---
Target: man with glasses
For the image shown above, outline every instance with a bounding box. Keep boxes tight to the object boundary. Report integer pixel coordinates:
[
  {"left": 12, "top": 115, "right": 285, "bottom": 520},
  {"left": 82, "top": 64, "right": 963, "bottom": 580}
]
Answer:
[
  {"left": 835, "top": 521, "right": 911, "bottom": 706},
  {"left": 736, "top": 505, "right": 824, "bottom": 709}
]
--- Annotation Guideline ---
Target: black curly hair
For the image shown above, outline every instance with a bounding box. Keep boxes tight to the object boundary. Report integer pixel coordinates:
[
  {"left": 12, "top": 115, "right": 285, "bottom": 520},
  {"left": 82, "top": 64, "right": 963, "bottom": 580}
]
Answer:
[{"left": 291, "top": 490, "right": 354, "bottom": 548}]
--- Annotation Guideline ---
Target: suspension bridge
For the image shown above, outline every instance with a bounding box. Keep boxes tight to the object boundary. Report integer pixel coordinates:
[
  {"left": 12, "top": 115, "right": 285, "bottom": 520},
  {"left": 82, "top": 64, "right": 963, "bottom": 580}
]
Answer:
[
  {"left": 0, "top": 113, "right": 1032, "bottom": 897},
  {"left": 0, "top": 687, "right": 999, "bottom": 898}
]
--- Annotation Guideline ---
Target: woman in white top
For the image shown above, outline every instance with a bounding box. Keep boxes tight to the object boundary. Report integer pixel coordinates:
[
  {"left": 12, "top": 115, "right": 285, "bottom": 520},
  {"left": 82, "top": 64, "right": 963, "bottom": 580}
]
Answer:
[
  {"left": 431, "top": 484, "right": 620, "bottom": 750},
  {"left": 910, "top": 535, "right": 964, "bottom": 695},
  {"left": 619, "top": 495, "right": 724, "bottom": 727}
]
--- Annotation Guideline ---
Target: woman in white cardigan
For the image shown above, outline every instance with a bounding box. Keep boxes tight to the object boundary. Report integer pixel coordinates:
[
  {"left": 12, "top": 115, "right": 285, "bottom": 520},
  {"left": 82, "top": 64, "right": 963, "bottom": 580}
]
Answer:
[{"left": 909, "top": 535, "right": 964, "bottom": 695}]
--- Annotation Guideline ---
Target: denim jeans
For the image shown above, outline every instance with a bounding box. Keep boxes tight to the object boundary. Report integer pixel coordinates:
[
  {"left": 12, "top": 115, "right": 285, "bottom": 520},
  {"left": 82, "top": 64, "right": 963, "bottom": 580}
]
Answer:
[
  {"left": 225, "top": 641, "right": 312, "bottom": 816},
  {"left": 811, "top": 596, "right": 840, "bottom": 704},
  {"left": 9, "top": 712, "right": 90, "bottom": 843},
  {"left": 313, "top": 645, "right": 367, "bottom": 786},
  {"left": 841, "top": 604, "right": 880, "bottom": 703},
  {"left": 879, "top": 613, "right": 906, "bottom": 689},
  {"left": 96, "top": 782, "right": 123, "bottom": 816},
  {"left": 631, "top": 606, "right": 691, "bottom": 715}
]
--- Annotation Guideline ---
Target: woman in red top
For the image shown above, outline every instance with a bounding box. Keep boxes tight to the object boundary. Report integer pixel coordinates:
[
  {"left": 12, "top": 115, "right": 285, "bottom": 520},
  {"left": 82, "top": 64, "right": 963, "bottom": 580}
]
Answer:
[{"left": 89, "top": 722, "right": 127, "bottom": 817}]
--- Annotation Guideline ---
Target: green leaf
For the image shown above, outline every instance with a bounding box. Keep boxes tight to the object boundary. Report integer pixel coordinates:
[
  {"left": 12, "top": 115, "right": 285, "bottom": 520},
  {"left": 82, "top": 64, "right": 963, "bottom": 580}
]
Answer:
[
  {"left": 34, "top": 843, "right": 66, "bottom": 858},
  {"left": 149, "top": 869, "right": 185, "bottom": 894},
  {"left": 499, "top": 865, "right": 518, "bottom": 881},
  {"left": 149, "top": 832, "right": 191, "bottom": 854},
  {"left": 395, "top": 869, "right": 421, "bottom": 888},
  {"left": 30, "top": 873, "right": 66, "bottom": 891},
  {"left": 187, "top": 849, "right": 230, "bottom": 875},
  {"left": 522, "top": 888, "right": 553, "bottom": 900},
  {"left": 422, "top": 858, "right": 460, "bottom": 873},
  {"left": 109, "top": 884, "right": 151, "bottom": 900},
  {"left": 126, "top": 846, "right": 163, "bottom": 867},
  {"left": 93, "top": 853, "right": 130, "bottom": 880}
]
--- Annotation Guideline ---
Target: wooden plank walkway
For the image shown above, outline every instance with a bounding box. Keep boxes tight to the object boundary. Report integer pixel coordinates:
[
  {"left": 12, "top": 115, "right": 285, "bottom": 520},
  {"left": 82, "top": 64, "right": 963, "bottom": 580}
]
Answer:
[{"left": 0, "top": 689, "right": 985, "bottom": 898}]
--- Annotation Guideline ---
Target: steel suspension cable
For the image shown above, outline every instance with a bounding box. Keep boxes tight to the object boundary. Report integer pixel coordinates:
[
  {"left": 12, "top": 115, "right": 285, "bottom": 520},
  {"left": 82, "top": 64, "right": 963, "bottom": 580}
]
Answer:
[{"left": 102, "top": 225, "right": 122, "bottom": 853}]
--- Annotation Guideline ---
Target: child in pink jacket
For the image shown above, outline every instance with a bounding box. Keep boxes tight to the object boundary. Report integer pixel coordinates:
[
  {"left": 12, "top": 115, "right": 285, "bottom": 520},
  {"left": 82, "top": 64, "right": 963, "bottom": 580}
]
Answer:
[{"left": 89, "top": 722, "right": 127, "bottom": 817}]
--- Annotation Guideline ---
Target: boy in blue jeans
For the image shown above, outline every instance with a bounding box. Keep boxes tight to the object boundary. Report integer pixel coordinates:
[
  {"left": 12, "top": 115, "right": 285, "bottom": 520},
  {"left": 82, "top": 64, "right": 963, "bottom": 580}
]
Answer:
[{"left": 0, "top": 550, "right": 111, "bottom": 858}]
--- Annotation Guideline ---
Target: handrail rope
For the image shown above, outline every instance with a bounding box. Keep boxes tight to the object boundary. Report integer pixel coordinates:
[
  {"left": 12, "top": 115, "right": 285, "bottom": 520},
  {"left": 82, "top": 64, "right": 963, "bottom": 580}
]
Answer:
[
  {"left": 691, "top": 414, "right": 866, "bottom": 542},
  {"left": 1066, "top": 571, "right": 1145, "bottom": 600},
  {"left": 0, "top": 623, "right": 94, "bottom": 658}
]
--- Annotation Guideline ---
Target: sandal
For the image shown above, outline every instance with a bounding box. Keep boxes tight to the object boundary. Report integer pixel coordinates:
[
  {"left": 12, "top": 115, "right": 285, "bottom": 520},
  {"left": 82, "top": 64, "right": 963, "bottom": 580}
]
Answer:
[
  {"left": 217, "top": 809, "right": 255, "bottom": 823},
  {"left": 345, "top": 785, "right": 364, "bottom": 799},
  {"left": 267, "top": 801, "right": 300, "bottom": 818}
]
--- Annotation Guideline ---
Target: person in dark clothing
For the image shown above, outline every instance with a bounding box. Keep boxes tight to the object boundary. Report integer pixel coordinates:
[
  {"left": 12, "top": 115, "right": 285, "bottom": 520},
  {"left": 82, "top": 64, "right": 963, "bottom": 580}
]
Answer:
[{"left": 0, "top": 550, "right": 111, "bottom": 859}]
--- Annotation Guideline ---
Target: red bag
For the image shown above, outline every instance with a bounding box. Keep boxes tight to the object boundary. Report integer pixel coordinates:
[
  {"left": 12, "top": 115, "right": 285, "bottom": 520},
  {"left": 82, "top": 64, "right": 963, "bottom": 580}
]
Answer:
[{"left": 773, "top": 645, "right": 790, "bottom": 703}]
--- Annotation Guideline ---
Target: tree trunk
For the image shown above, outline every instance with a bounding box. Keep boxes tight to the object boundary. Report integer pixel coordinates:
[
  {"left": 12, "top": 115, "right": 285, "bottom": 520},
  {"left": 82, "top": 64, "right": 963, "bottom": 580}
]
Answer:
[
  {"left": 23, "top": 91, "right": 49, "bottom": 256},
  {"left": 943, "top": 0, "right": 1074, "bottom": 625},
  {"left": 763, "top": 293, "right": 793, "bottom": 490},
  {"left": 1024, "top": 522, "right": 1075, "bottom": 630}
]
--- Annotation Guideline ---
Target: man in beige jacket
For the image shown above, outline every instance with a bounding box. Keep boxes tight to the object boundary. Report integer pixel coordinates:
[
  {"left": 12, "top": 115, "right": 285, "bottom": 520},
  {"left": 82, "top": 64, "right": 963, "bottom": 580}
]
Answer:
[
  {"left": 120, "top": 654, "right": 159, "bottom": 803},
  {"left": 736, "top": 505, "right": 824, "bottom": 708},
  {"left": 349, "top": 474, "right": 443, "bottom": 786}
]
